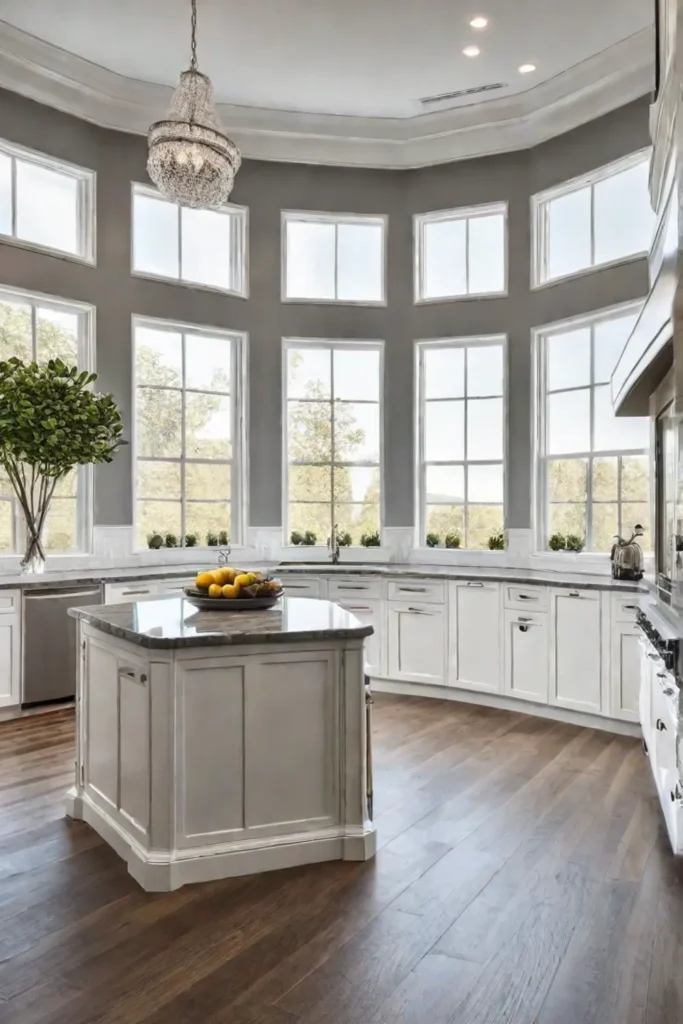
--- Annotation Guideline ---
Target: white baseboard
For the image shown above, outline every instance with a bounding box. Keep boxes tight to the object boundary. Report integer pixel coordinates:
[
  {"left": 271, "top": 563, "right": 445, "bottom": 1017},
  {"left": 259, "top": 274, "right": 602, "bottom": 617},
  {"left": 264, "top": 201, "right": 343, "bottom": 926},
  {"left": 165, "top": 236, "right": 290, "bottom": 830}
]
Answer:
[
  {"left": 67, "top": 790, "right": 376, "bottom": 891},
  {"left": 370, "top": 679, "right": 641, "bottom": 738}
]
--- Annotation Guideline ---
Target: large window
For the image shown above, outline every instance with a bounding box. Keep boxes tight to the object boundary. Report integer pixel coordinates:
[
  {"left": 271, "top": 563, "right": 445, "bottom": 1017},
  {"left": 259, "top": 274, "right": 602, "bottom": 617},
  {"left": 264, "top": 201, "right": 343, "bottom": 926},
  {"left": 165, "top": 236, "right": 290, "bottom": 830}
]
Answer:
[
  {"left": 134, "top": 317, "right": 246, "bottom": 548},
  {"left": 132, "top": 184, "right": 247, "bottom": 296},
  {"left": 414, "top": 203, "right": 507, "bottom": 302},
  {"left": 284, "top": 340, "right": 382, "bottom": 545},
  {"left": 532, "top": 151, "right": 653, "bottom": 286},
  {"left": 282, "top": 212, "right": 386, "bottom": 303},
  {"left": 0, "top": 139, "right": 95, "bottom": 262},
  {"left": 417, "top": 337, "right": 505, "bottom": 549},
  {"left": 0, "top": 287, "right": 93, "bottom": 553},
  {"left": 536, "top": 304, "right": 650, "bottom": 552}
]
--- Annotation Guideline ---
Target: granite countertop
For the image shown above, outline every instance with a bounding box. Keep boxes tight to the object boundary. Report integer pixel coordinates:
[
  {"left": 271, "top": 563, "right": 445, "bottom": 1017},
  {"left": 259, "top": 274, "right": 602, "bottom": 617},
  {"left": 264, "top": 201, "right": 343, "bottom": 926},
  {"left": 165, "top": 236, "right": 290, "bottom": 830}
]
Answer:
[
  {"left": 68, "top": 595, "right": 374, "bottom": 649},
  {"left": 0, "top": 560, "right": 647, "bottom": 593}
]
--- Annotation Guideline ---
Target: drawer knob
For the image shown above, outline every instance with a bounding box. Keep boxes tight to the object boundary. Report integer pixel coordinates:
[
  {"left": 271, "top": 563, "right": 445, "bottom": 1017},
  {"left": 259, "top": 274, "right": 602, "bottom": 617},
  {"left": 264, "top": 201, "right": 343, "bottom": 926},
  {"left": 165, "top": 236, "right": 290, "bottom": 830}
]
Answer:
[{"left": 656, "top": 718, "right": 667, "bottom": 732}]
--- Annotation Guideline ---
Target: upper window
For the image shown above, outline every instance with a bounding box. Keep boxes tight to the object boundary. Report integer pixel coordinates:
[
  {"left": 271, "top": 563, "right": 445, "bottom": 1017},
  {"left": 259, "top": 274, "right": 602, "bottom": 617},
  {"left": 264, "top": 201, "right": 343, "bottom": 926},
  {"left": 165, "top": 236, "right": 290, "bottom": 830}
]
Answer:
[
  {"left": 0, "top": 286, "right": 94, "bottom": 554},
  {"left": 134, "top": 317, "right": 246, "bottom": 548},
  {"left": 132, "top": 184, "right": 247, "bottom": 296},
  {"left": 282, "top": 212, "right": 386, "bottom": 304},
  {"left": 535, "top": 304, "right": 650, "bottom": 552},
  {"left": 416, "top": 337, "right": 505, "bottom": 549},
  {"left": 532, "top": 151, "right": 654, "bottom": 287},
  {"left": 0, "top": 139, "right": 95, "bottom": 263},
  {"left": 414, "top": 203, "right": 507, "bottom": 302},
  {"left": 284, "top": 339, "right": 383, "bottom": 545}
]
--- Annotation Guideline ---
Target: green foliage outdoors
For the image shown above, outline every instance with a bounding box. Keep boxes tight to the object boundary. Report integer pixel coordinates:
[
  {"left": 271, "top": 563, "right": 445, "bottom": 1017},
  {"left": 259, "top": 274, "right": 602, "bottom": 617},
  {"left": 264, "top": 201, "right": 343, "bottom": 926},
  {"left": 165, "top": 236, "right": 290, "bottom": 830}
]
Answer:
[
  {"left": 426, "top": 532, "right": 440, "bottom": 548},
  {"left": 0, "top": 355, "right": 124, "bottom": 561},
  {"left": 445, "top": 532, "right": 461, "bottom": 549}
]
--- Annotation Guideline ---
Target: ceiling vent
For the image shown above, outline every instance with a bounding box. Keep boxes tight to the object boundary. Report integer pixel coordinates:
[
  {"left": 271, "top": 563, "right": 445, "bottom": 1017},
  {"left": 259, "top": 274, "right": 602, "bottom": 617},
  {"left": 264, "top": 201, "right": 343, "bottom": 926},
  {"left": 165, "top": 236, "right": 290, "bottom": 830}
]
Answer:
[{"left": 420, "top": 82, "right": 507, "bottom": 106}]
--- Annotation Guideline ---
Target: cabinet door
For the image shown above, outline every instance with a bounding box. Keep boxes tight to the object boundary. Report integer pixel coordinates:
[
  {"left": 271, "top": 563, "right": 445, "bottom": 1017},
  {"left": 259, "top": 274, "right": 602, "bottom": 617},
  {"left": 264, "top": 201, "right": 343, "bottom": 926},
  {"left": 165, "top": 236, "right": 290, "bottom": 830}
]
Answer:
[
  {"left": 0, "top": 617, "right": 20, "bottom": 708},
  {"left": 550, "top": 590, "right": 602, "bottom": 714},
  {"left": 337, "top": 599, "right": 383, "bottom": 677},
  {"left": 504, "top": 610, "right": 549, "bottom": 703},
  {"left": 610, "top": 623, "right": 641, "bottom": 722},
  {"left": 387, "top": 603, "right": 446, "bottom": 685},
  {"left": 449, "top": 582, "right": 502, "bottom": 693}
]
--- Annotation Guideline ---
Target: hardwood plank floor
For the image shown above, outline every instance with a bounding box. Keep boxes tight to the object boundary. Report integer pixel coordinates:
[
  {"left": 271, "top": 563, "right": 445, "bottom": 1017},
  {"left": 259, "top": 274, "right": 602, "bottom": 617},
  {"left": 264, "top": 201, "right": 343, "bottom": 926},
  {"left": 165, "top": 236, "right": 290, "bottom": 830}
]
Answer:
[{"left": 0, "top": 695, "right": 681, "bottom": 1023}]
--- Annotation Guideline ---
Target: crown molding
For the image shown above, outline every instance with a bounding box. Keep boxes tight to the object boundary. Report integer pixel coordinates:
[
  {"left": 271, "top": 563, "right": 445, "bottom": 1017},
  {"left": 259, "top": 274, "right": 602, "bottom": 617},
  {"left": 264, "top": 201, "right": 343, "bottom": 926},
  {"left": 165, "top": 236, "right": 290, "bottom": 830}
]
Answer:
[{"left": 0, "top": 22, "right": 654, "bottom": 168}]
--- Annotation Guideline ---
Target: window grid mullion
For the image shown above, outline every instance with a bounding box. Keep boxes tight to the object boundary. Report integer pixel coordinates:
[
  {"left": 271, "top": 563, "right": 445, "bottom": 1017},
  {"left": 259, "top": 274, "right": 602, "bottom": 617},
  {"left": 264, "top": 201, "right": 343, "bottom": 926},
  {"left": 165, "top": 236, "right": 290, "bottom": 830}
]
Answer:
[
  {"left": 177, "top": 205, "right": 183, "bottom": 283},
  {"left": 589, "top": 182, "right": 596, "bottom": 267},
  {"left": 10, "top": 156, "right": 17, "bottom": 237},
  {"left": 463, "top": 346, "right": 469, "bottom": 546},
  {"left": 180, "top": 331, "right": 187, "bottom": 543},
  {"left": 330, "top": 350, "right": 336, "bottom": 542},
  {"left": 334, "top": 224, "right": 340, "bottom": 301},
  {"left": 465, "top": 218, "right": 470, "bottom": 297}
]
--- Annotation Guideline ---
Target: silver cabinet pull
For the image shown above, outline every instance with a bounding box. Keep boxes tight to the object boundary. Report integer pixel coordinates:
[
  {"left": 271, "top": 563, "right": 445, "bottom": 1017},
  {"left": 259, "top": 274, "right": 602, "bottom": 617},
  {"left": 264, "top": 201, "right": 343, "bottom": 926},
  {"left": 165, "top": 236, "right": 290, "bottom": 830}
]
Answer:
[
  {"left": 122, "top": 588, "right": 151, "bottom": 596},
  {"left": 407, "top": 606, "right": 430, "bottom": 614},
  {"left": 466, "top": 582, "right": 484, "bottom": 587},
  {"left": 623, "top": 604, "right": 637, "bottom": 610},
  {"left": 518, "top": 594, "right": 537, "bottom": 601},
  {"left": 337, "top": 585, "right": 367, "bottom": 591},
  {"left": 344, "top": 606, "right": 371, "bottom": 612},
  {"left": 399, "top": 586, "right": 428, "bottom": 593},
  {"left": 568, "top": 591, "right": 581, "bottom": 598}
]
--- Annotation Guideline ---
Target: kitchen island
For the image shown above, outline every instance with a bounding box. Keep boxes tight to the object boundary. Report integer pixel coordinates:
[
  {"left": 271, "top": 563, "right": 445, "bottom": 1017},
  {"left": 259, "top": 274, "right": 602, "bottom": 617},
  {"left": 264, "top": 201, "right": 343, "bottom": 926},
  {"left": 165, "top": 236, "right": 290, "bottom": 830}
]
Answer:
[{"left": 66, "top": 594, "right": 375, "bottom": 891}]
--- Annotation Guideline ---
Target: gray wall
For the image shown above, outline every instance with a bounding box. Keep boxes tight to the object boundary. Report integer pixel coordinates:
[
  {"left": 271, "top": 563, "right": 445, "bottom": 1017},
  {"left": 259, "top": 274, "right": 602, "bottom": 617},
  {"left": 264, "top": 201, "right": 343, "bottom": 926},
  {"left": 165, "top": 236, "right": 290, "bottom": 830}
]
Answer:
[{"left": 0, "top": 88, "right": 652, "bottom": 537}]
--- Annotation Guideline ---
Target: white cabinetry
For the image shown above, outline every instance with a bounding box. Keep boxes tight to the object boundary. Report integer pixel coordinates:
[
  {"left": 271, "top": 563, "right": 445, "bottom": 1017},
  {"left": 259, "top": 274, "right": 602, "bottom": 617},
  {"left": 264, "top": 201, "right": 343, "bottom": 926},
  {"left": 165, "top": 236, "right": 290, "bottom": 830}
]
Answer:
[
  {"left": 503, "top": 609, "right": 548, "bottom": 703},
  {"left": 0, "top": 590, "right": 21, "bottom": 708},
  {"left": 336, "top": 598, "right": 383, "bottom": 677},
  {"left": 549, "top": 589, "right": 602, "bottom": 714},
  {"left": 448, "top": 581, "right": 502, "bottom": 693},
  {"left": 610, "top": 623, "right": 641, "bottom": 722},
  {"left": 387, "top": 603, "right": 446, "bottom": 685}
]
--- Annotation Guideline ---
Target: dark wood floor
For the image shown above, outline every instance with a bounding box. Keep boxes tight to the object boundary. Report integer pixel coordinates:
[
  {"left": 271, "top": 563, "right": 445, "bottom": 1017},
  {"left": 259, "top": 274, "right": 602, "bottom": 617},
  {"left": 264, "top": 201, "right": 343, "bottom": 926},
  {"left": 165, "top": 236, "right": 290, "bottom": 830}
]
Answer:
[{"left": 0, "top": 696, "right": 681, "bottom": 1024}]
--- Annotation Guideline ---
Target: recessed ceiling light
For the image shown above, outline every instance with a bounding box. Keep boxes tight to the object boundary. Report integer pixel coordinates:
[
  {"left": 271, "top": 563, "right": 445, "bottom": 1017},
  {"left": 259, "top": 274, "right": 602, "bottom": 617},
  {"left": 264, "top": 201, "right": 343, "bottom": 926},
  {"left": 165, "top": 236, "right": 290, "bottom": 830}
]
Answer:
[
  {"left": 518, "top": 63, "right": 536, "bottom": 74},
  {"left": 463, "top": 45, "right": 481, "bottom": 57},
  {"left": 469, "top": 15, "right": 488, "bottom": 29}
]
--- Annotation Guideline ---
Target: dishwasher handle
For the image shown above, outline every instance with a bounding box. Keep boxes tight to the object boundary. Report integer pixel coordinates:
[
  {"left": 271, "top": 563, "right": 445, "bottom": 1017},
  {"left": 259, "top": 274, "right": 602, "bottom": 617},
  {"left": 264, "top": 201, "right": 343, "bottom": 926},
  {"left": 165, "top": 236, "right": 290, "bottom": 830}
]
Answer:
[{"left": 25, "top": 589, "right": 102, "bottom": 601}]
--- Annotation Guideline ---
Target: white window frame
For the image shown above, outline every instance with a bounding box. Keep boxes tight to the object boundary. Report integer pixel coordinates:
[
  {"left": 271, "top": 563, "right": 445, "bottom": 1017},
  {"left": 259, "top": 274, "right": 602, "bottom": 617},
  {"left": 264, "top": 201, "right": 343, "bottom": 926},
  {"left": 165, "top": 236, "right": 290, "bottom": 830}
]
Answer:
[
  {"left": 413, "top": 202, "right": 508, "bottom": 304},
  {"left": 0, "top": 284, "right": 95, "bottom": 555},
  {"left": 0, "top": 138, "right": 95, "bottom": 264},
  {"left": 282, "top": 337, "right": 384, "bottom": 546},
  {"left": 531, "top": 149, "right": 652, "bottom": 289},
  {"left": 281, "top": 211, "right": 388, "bottom": 305},
  {"left": 132, "top": 315, "right": 248, "bottom": 549},
  {"left": 131, "top": 183, "right": 249, "bottom": 298},
  {"left": 533, "top": 300, "right": 649, "bottom": 553},
  {"left": 415, "top": 335, "right": 507, "bottom": 549}
]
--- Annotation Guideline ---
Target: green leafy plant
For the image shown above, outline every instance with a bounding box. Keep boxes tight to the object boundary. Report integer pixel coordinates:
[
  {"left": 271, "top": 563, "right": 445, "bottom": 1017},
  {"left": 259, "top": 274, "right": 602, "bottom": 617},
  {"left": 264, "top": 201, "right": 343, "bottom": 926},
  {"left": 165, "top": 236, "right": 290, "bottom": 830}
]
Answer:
[
  {"left": 445, "top": 532, "right": 461, "bottom": 549},
  {"left": 488, "top": 530, "right": 505, "bottom": 550},
  {"left": 290, "top": 530, "right": 304, "bottom": 545},
  {"left": 337, "top": 531, "right": 353, "bottom": 547},
  {"left": 548, "top": 533, "right": 566, "bottom": 551},
  {"left": 565, "top": 533, "right": 585, "bottom": 552},
  {"left": 184, "top": 533, "right": 198, "bottom": 547},
  {"left": 206, "top": 531, "right": 219, "bottom": 546},
  {"left": 147, "top": 533, "right": 164, "bottom": 550},
  {"left": 218, "top": 530, "right": 229, "bottom": 546},
  {"left": 360, "top": 530, "right": 381, "bottom": 547},
  {"left": 302, "top": 530, "right": 317, "bottom": 546},
  {"left": 164, "top": 533, "right": 178, "bottom": 548},
  {"left": 0, "top": 357, "right": 125, "bottom": 569},
  {"left": 426, "top": 532, "right": 441, "bottom": 548}
]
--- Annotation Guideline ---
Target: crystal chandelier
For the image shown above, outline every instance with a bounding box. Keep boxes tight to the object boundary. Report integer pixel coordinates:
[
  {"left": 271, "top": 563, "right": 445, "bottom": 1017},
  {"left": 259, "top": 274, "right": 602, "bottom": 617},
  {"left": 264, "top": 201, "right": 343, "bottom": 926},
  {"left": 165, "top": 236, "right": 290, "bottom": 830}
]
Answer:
[{"left": 147, "top": 0, "right": 241, "bottom": 208}]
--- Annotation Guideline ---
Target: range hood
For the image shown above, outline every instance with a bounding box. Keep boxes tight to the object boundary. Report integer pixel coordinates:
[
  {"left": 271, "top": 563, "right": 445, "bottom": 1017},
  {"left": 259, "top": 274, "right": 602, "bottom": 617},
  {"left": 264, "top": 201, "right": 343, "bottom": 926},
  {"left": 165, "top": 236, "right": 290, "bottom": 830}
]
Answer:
[{"left": 611, "top": 0, "right": 676, "bottom": 417}]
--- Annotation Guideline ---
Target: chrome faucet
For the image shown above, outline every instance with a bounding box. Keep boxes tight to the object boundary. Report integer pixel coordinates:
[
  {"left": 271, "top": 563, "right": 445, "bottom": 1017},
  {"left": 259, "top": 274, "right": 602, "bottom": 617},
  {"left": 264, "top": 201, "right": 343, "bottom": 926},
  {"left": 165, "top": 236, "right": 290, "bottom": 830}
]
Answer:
[{"left": 327, "top": 524, "right": 340, "bottom": 565}]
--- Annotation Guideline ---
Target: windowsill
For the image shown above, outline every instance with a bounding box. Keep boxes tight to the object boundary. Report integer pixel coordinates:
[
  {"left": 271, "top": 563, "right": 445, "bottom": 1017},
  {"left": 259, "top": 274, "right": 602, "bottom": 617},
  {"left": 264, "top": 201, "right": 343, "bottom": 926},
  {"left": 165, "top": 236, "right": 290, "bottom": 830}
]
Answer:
[
  {"left": 0, "top": 231, "right": 95, "bottom": 267},
  {"left": 531, "top": 251, "right": 648, "bottom": 292},
  {"left": 130, "top": 270, "right": 247, "bottom": 299},
  {"left": 280, "top": 296, "right": 387, "bottom": 307},
  {"left": 414, "top": 289, "right": 508, "bottom": 305}
]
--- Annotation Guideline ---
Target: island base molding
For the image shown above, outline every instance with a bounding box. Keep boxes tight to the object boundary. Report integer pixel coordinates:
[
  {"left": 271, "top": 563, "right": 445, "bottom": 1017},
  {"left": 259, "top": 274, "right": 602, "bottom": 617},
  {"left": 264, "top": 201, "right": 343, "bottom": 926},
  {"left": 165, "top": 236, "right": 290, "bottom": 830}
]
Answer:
[
  {"left": 371, "top": 679, "right": 641, "bottom": 738},
  {"left": 66, "top": 787, "right": 375, "bottom": 891}
]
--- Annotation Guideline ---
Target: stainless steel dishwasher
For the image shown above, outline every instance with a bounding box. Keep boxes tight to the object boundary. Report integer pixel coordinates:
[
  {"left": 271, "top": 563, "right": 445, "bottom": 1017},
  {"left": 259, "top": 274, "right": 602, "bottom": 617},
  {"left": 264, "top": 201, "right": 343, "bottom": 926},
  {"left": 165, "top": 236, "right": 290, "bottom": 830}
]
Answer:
[{"left": 22, "top": 585, "right": 103, "bottom": 706}]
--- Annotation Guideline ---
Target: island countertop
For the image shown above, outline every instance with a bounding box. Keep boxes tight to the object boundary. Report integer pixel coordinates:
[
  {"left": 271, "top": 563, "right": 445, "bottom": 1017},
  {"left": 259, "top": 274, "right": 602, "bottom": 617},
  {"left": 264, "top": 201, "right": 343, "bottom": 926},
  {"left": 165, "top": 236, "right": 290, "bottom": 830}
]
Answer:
[{"left": 68, "top": 594, "right": 374, "bottom": 649}]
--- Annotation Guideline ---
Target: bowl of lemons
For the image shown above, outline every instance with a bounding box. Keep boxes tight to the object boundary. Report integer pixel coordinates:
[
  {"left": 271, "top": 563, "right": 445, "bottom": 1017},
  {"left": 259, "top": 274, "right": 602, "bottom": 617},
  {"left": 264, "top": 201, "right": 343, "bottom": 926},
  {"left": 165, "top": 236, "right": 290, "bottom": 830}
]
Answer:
[{"left": 183, "top": 568, "right": 284, "bottom": 611}]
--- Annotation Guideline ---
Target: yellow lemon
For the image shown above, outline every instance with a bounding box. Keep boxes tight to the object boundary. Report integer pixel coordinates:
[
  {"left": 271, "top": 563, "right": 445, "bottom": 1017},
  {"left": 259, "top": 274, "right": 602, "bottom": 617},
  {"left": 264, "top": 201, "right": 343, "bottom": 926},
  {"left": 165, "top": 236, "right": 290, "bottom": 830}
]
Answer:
[
  {"left": 211, "top": 568, "right": 227, "bottom": 585},
  {"left": 222, "top": 583, "right": 240, "bottom": 598},
  {"left": 234, "top": 573, "right": 251, "bottom": 588},
  {"left": 196, "top": 571, "right": 215, "bottom": 589},
  {"left": 222, "top": 567, "right": 237, "bottom": 584},
  {"left": 208, "top": 583, "right": 223, "bottom": 598}
]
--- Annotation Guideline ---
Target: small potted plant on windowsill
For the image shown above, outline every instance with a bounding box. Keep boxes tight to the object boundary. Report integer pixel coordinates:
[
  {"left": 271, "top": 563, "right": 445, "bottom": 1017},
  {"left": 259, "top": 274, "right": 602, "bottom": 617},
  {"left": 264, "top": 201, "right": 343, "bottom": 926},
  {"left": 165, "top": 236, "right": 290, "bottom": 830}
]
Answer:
[
  {"left": 425, "top": 533, "right": 441, "bottom": 548},
  {"left": 445, "top": 532, "right": 461, "bottom": 549},
  {"left": 488, "top": 530, "right": 505, "bottom": 551}
]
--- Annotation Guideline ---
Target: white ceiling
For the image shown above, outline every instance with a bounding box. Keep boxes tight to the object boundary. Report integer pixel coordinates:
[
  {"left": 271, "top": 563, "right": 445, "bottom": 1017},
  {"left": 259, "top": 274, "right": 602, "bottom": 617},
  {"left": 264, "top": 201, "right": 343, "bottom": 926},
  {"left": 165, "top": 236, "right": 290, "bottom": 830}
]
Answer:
[{"left": 0, "top": 0, "right": 652, "bottom": 119}]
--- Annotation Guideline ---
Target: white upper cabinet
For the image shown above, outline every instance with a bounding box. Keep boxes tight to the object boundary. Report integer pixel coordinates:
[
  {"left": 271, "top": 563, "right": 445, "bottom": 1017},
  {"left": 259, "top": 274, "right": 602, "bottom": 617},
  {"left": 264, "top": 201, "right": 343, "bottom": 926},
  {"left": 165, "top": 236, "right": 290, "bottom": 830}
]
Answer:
[
  {"left": 550, "top": 589, "right": 602, "bottom": 714},
  {"left": 449, "top": 581, "right": 502, "bottom": 693}
]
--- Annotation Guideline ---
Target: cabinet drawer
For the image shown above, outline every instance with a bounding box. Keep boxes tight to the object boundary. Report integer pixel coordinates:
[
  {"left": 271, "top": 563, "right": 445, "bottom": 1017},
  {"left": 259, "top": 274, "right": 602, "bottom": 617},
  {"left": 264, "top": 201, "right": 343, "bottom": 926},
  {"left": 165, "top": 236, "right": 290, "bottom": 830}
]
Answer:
[
  {"left": 104, "top": 582, "right": 157, "bottom": 604},
  {"left": 0, "top": 590, "right": 19, "bottom": 614},
  {"left": 156, "top": 577, "right": 195, "bottom": 595},
  {"left": 387, "top": 579, "right": 445, "bottom": 604},
  {"left": 612, "top": 596, "right": 640, "bottom": 623},
  {"left": 504, "top": 585, "right": 548, "bottom": 612},
  {"left": 328, "top": 577, "right": 382, "bottom": 601},
  {"left": 279, "top": 576, "right": 321, "bottom": 598}
]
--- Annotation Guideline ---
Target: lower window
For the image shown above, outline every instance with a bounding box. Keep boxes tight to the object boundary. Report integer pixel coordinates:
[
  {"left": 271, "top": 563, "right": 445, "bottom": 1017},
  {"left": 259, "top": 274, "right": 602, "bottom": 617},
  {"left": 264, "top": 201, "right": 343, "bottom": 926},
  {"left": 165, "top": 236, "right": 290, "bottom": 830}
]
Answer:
[{"left": 134, "top": 317, "right": 246, "bottom": 548}]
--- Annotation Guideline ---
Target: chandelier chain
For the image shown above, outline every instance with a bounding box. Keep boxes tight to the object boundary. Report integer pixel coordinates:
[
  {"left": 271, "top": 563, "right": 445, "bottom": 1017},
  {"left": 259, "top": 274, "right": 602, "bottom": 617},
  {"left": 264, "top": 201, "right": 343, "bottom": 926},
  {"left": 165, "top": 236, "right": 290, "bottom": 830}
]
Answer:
[{"left": 190, "top": 0, "right": 198, "bottom": 71}]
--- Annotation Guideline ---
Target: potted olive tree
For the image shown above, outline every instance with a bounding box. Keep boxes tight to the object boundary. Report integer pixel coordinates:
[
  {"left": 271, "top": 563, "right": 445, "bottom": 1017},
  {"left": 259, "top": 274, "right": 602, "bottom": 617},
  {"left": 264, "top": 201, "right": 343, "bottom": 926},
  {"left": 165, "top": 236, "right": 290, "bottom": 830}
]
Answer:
[{"left": 0, "top": 358, "right": 125, "bottom": 573}]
